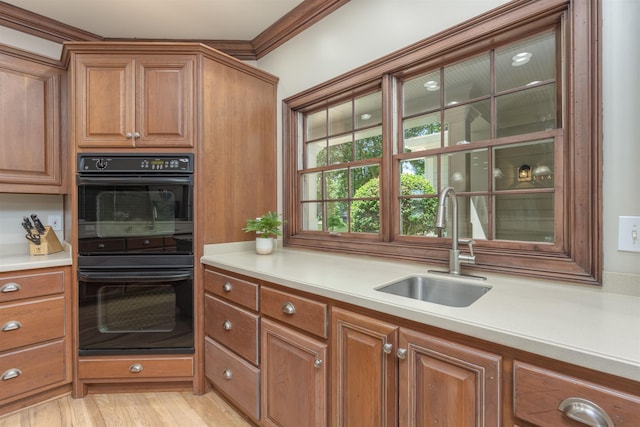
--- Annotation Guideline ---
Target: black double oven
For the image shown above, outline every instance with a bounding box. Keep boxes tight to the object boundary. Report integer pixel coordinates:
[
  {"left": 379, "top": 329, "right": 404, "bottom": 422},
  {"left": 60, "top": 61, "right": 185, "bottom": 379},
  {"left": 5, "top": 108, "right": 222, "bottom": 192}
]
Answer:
[{"left": 76, "top": 154, "right": 194, "bottom": 356}]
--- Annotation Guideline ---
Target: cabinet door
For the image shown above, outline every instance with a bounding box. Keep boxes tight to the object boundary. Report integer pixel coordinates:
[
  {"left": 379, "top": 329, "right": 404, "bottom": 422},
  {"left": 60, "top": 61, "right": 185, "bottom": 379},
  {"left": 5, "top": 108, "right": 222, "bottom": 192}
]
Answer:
[
  {"left": 0, "top": 52, "right": 63, "bottom": 192},
  {"left": 75, "top": 55, "right": 136, "bottom": 147},
  {"left": 135, "top": 56, "right": 194, "bottom": 148},
  {"left": 398, "top": 328, "right": 501, "bottom": 427},
  {"left": 331, "top": 307, "right": 398, "bottom": 427},
  {"left": 261, "top": 318, "right": 327, "bottom": 427}
]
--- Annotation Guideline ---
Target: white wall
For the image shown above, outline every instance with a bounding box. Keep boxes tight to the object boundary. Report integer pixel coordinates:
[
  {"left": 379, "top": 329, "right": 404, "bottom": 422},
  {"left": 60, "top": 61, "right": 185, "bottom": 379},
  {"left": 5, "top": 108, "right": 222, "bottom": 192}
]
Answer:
[{"left": 257, "top": 0, "right": 640, "bottom": 293}]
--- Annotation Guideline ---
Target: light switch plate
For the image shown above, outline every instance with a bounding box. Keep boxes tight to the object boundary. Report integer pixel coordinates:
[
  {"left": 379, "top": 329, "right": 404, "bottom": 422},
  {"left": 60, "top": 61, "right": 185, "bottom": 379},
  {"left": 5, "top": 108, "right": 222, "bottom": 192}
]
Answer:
[{"left": 618, "top": 216, "right": 640, "bottom": 252}]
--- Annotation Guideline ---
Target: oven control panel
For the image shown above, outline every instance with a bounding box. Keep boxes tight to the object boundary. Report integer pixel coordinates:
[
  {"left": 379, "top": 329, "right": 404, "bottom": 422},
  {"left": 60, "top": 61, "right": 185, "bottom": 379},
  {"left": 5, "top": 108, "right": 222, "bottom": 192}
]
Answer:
[{"left": 78, "top": 154, "right": 193, "bottom": 173}]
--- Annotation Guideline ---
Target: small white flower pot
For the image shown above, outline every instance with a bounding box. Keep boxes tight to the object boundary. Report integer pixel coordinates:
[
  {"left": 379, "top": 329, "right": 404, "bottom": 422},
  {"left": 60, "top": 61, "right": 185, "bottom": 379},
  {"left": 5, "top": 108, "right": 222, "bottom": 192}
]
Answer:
[{"left": 255, "top": 237, "right": 274, "bottom": 255}]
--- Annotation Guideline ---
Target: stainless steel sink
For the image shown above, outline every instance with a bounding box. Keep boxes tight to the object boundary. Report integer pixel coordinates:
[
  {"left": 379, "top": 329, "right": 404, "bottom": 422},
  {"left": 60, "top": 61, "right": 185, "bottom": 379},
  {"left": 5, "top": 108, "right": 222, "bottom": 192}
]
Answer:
[{"left": 376, "top": 275, "right": 491, "bottom": 307}]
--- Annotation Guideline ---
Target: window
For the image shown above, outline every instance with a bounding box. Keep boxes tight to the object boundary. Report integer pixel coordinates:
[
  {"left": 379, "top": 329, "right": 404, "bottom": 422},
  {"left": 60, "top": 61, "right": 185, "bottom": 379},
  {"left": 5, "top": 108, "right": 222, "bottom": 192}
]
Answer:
[
  {"left": 283, "top": 0, "right": 601, "bottom": 285},
  {"left": 398, "top": 31, "right": 559, "bottom": 243},
  {"left": 300, "top": 91, "right": 383, "bottom": 234}
]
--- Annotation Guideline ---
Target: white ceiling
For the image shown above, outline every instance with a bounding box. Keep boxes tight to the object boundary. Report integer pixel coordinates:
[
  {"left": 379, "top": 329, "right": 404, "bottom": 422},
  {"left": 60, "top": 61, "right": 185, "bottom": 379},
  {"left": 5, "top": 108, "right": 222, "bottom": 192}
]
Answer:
[{"left": 4, "top": 0, "right": 305, "bottom": 40}]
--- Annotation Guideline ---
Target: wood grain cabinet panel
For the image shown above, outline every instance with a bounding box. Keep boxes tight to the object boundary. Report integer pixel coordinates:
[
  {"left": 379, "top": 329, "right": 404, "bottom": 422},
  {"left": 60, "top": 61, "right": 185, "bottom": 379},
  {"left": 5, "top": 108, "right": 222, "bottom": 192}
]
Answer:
[
  {"left": 261, "top": 286, "right": 327, "bottom": 338},
  {"left": 261, "top": 318, "right": 327, "bottom": 427},
  {"left": 0, "top": 340, "right": 66, "bottom": 402},
  {"left": 205, "top": 337, "right": 260, "bottom": 423},
  {"left": 204, "top": 269, "right": 259, "bottom": 311},
  {"left": 0, "top": 270, "right": 64, "bottom": 303},
  {"left": 74, "top": 54, "right": 194, "bottom": 149},
  {"left": 204, "top": 294, "right": 259, "bottom": 364},
  {"left": 332, "top": 307, "right": 398, "bottom": 427},
  {"left": 399, "top": 328, "right": 501, "bottom": 427},
  {"left": 514, "top": 361, "right": 640, "bottom": 426},
  {"left": 0, "top": 296, "right": 65, "bottom": 352},
  {"left": 78, "top": 356, "right": 193, "bottom": 380},
  {"left": 0, "top": 51, "right": 64, "bottom": 193}
]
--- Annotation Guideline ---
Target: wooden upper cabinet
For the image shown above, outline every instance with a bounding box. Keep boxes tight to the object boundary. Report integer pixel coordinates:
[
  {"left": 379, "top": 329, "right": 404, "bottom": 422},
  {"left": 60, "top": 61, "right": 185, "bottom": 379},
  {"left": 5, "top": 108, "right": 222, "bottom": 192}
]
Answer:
[
  {"left": 74, "top": 54, "right": 194, "bottom": 148},
  {"left": 0, "top": 51, "right": 64, "bottom": 193}
]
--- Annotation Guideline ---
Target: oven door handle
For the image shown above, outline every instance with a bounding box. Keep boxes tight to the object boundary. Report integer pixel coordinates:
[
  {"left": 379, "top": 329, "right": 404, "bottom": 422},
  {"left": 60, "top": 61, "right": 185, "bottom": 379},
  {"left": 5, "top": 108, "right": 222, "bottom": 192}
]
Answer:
[
  {"left": 78, "top": 270, "right": 193, "bottom": 283},
  {"left": 76, "top": 175, "right": 193, "bottom": 186}
]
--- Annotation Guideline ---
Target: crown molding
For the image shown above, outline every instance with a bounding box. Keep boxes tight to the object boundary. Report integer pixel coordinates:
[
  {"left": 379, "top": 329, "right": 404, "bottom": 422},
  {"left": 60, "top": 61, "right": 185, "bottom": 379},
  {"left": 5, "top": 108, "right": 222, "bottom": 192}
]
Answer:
[{"left": 0, "top": 0, "right": 349, "bottom": 60}]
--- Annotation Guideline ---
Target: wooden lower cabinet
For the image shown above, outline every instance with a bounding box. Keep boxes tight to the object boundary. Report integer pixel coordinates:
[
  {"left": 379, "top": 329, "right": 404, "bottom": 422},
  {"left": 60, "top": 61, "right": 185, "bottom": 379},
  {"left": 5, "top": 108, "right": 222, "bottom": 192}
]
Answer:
[
  {"left": 261, "top": 318, "right": 327, "bottom": 427},
  {"left": 399, "top": 328, "right": 501, "bottom": 427},
  {"left": 332, "top": 307, "right": 398, "bottom": 427},
  {"left": 0, "top": 267, "right": 71, "bottom": 415},
  {"left": 513, "top": 361, "right": 640, "bottom": 426},
  {"left": 331, "top": 307, "right": 501, "bottom": 427}
]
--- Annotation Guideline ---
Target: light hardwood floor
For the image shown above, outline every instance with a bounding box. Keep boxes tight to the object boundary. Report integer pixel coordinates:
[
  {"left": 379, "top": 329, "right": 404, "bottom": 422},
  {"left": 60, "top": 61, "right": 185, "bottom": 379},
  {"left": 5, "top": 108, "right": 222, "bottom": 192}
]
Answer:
[{"left": 0, "top": 391, "right": 253, "bottom": 427}]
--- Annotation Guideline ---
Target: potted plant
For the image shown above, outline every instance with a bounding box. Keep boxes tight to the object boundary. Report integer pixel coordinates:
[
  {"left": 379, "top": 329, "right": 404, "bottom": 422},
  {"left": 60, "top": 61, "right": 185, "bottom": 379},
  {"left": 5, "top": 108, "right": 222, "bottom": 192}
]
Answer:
[{"left": 243, "top": 211, "right": 284, "bottom": 254}]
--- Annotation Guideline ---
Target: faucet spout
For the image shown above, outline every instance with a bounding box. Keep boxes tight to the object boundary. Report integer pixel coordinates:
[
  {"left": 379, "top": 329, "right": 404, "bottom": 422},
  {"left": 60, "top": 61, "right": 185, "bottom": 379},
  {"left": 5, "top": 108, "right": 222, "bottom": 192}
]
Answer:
[
  {"left": 430, "top": 187, "right": 485, "bottom": 279},
  {"left": 435, "top": 187, "right": 458, "bottom": 253}
]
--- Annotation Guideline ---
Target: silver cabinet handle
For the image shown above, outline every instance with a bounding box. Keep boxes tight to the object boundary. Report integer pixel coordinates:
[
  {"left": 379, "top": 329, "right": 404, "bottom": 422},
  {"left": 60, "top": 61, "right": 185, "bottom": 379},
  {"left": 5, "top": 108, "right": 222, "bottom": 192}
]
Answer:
[
  {"left": 222, "top": 320, "right": 232, "bottom": 331},
  {"left": 1, "top": 283, "right": 21, "bottom": 293},
  {"left": 126, "top": 132, "right": 133, "bottom": 138},
  {"left": 133, "top": 132, "right": 141, "bottom": 138},
  {"left": 222, "top": 282, "right": 232, "bottom": 292},
  {"left": 314, "top": 359, "right": 323, "bottom": 369},
  {"left": 1, "top": 321, "right": 22, "bottom": 332},
  {"left": 558, "top": 398, "right": 614, "bottom": 427},
  {"left": 282, "top": 302, "right": 296, "bottom": 315},
  {"left": 1, "top": 368, "right": 22, "bottom": 381},
  {"left": 129, "top": 363, "right": 143, "bottom": 373},
  {"left": 126, "top": 132, "right": 141, "bottom": 139},
  {"left": 396, "top": 348, "right": 407, "bottom": 359},
  {"left": 383, "top": 343, "right": 393, "bottom": 354},
  {"left": 223, "top": 369, "right": 233, "bottom": 380}
]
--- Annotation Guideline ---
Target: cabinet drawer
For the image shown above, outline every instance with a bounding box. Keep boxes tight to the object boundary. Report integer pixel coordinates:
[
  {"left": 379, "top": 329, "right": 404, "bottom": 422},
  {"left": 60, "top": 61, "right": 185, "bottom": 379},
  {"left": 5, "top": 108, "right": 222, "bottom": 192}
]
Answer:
[
  {"left": 514, "top": 361, "right": 640, "bottom": 426},
  {"left": 204, "top": 270, "right": 259, "bottom": 311},
  {"left": 204, "top": 295, "right": 259, "bottom": 364},
  {"left": 78, "top": 356, "right": 193, "bottom": 380},
  {"left": 0, "top": 339, "right": 66, "bottom": 402},
  {"left": 205, "top": 337, "right": 260, "bottom": 422},
  {"left": 0, "top": 296, "right": 65, "bottom": 352},
  {"left": 261, "top": 287, "right": 327, "bottom": 339},
  {"left": 0, "top": 270, "right": 64, "bottom": 303}
]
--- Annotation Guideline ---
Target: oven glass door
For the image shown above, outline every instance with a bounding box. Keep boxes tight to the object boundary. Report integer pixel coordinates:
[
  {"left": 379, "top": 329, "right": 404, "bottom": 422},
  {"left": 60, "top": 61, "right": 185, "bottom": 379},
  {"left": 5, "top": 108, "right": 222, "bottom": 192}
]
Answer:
[
  {"left": 77, "top": 175, "right": 193, "bottom": 255},
  {"left": 78, "top": 269, "right": 194, "bottom": 355}
]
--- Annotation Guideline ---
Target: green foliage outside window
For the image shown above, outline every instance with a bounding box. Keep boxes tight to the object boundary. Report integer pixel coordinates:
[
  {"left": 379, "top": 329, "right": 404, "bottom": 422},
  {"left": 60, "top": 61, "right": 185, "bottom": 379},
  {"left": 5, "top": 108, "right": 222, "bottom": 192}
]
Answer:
[{"left": 351, "top": 174, "right": 438, "bottom": 234}]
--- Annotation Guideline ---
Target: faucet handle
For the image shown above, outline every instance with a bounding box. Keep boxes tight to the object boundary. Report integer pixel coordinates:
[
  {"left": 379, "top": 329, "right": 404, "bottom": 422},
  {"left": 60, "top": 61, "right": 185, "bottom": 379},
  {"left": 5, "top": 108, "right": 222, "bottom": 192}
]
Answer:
[{"left": 458, "top": 238, "right": 475, "bottom": 257}]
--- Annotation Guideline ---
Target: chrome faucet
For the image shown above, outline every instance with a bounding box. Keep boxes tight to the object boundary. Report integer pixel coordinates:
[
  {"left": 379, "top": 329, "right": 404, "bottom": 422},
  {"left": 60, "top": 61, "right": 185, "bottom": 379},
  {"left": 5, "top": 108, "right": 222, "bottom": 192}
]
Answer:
[{"left": 429, "top": 187, "right": 485, "bottom": 280}]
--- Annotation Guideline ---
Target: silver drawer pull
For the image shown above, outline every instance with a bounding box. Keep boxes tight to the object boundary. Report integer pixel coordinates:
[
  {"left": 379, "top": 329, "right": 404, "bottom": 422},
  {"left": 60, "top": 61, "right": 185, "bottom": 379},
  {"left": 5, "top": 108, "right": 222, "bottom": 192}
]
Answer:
[
  {"left": 1, "top": 368, "right": 22, "bottom": 381},
  {"left": 396, "top": 348, "right": 407, "bottom": 359},
  {"left": 383, "top": 343, "right": 393, "bottom": 354},
  {"left": 1, "top": 283, "right": 21, "bottom": 293},
  {"left": 223, "top": 369, "right": 233, "bottom": 380},
  {"left": 314, "top": 359, "right": 323, "bottom": 369},
  {"left": 222, "top": 282, "right": 232, "bottom": 292},
  {"left": 129, "top": 363, "right": 143, "bottom": 373},
  {"left": 282, "top": 302, "right": 296, "bottom": 315},
  {"left": 222, "top": 320, "right": 232, "bottom": 331},
  {"left": 1, "top": 321, "right": 22, "bottom": 332},
  {"left": 558, "top": 397, "right": 614, "bottom": 427}
]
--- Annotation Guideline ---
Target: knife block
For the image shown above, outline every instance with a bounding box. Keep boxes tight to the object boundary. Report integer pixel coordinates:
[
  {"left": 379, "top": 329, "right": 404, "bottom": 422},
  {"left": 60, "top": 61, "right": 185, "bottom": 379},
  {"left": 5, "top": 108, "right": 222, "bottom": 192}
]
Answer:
[{"left": 29, "top": 226, "right": 63, "bottom": 256}]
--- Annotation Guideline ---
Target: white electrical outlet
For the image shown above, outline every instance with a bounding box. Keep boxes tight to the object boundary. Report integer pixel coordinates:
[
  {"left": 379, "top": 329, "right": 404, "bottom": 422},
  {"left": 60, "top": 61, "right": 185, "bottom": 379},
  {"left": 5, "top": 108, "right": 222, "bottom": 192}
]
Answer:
[
  {"left": 618, "top": 216, "right": 640, "bottom": 252},
  {"left": 48, "top": 215, "right": 62, "bottom": 231}
]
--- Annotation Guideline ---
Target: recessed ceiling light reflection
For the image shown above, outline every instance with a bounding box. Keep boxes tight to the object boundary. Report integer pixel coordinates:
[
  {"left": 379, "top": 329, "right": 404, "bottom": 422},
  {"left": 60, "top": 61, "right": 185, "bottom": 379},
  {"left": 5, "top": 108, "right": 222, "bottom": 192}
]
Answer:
[
  {"left": 360, "top": 113, "right": 372, "bottom": 120},
  {"left": 512, "top": 52, "right": 532, "bottom": 66},
  {"left": 423, "top": 80, "right": 440, "bottom": 91}
]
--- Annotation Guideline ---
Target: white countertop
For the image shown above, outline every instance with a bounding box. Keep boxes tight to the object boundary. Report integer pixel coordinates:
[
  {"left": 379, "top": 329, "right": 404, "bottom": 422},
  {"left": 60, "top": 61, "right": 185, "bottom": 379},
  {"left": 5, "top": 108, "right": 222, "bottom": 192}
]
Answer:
[
  {"left": 0, "top": 242, "right": 73, "bottom": 272},
  {"left": 202, "top": 242, "right": 640, "bottom": 382}
]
